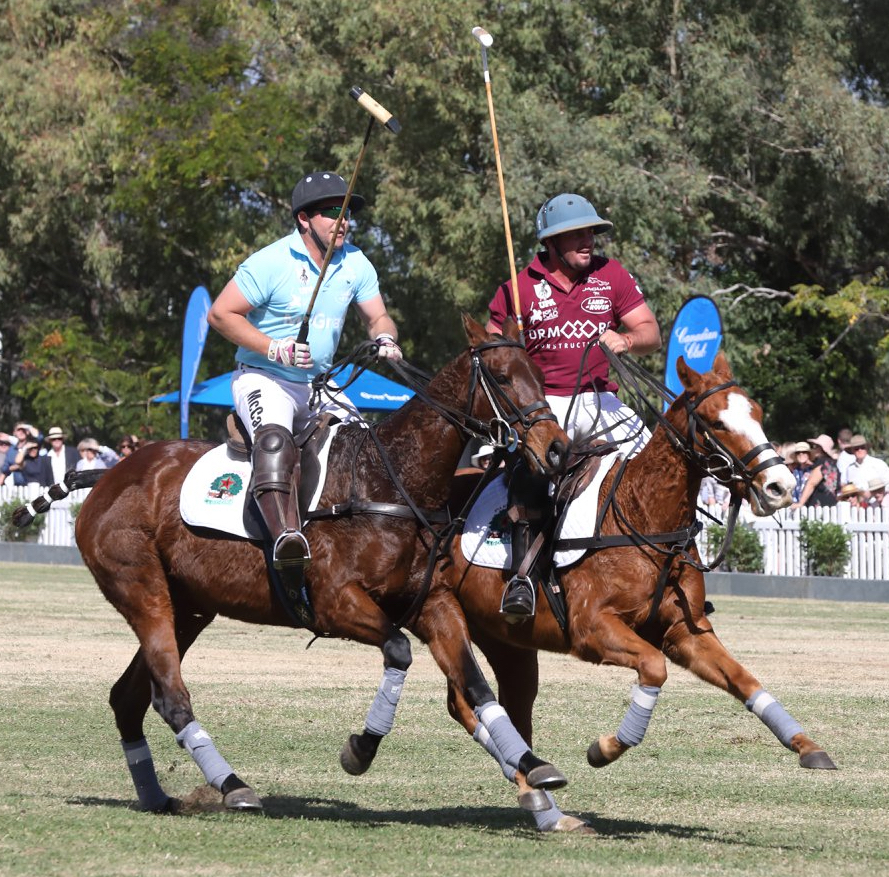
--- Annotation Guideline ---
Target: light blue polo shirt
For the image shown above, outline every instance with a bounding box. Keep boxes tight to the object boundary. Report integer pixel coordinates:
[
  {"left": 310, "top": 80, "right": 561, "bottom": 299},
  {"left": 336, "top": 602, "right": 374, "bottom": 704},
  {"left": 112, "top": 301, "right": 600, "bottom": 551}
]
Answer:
[{"left": 233, "top": 230, "right": 381, "bottom": 382}]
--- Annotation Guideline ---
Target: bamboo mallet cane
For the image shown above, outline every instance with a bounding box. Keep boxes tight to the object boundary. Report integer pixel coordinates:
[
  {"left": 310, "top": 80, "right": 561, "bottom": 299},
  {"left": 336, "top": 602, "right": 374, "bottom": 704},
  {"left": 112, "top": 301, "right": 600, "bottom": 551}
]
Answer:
[
  {"left": 296, "top": 87, "right": 401, "bottom": 345},
  {"left": 472, "top": 26, "right": 524, "bottom": 343}
]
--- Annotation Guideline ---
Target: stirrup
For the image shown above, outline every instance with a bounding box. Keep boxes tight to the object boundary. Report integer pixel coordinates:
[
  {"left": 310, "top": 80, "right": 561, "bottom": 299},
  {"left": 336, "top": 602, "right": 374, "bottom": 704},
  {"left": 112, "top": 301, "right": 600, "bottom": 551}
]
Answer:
[
  {"left": 272, "top": 530, "right": 311, "bottom": 569},
  {"left": 500, "top": 574, "right": 536, "bottom": 622}
]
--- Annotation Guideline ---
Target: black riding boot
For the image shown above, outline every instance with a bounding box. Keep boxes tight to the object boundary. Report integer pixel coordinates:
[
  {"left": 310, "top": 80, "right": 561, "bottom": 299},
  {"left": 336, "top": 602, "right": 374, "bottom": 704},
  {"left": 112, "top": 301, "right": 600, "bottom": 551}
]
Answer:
[
  {"left": 500, "top": 517, "right": 536, "bottom": 621},
  {"left": 252, "top": 424, "right": 310, "bottom": 569}
]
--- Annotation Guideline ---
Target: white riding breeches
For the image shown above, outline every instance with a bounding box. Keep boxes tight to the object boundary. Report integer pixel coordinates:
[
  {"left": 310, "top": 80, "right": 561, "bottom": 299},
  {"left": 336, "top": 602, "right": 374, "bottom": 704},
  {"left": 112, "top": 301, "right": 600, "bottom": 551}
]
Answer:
[
  {"left": 546, "top": 391, "right": 649, "bottom": 458},
  {"left": 230, "top": 365, "right": 362, "bottom": 442}
]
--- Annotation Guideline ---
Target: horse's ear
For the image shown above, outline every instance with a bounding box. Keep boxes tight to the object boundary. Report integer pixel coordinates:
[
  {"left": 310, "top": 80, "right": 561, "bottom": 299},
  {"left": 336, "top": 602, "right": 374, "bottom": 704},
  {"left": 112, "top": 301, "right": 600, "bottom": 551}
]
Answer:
[
  {"left": 500, "top": 317, "right": 520, "bottom": 342},
  {"left": 711, "top": 350, "right": 733, "bottom": 381},
  {"left": 462, "top": 312, "right": 488, "bottom": 347},
  {"left": 676, "top": 356, "right": 705, "bottom": 395}
]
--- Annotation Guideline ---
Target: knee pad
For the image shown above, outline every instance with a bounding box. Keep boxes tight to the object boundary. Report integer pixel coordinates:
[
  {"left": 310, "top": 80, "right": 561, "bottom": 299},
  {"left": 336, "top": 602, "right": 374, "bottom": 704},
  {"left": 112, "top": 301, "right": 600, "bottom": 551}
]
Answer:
[{"left": 252, "top": 424, "right": 296, "bottom": 493}]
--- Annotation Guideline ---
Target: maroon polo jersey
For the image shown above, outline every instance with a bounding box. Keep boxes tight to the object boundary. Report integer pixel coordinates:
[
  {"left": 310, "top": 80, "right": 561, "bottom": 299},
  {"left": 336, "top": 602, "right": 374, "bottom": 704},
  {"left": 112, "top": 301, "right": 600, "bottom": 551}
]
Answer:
[{"left": 488, "top": 253, "right": 645, "bottom": 395}]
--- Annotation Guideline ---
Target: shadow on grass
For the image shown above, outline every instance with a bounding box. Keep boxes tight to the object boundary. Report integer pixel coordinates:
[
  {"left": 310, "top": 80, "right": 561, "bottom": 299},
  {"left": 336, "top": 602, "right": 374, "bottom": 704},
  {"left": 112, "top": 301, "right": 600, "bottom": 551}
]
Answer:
[{"left": 68, "top": 791, "right": 723, "bottom": 842}]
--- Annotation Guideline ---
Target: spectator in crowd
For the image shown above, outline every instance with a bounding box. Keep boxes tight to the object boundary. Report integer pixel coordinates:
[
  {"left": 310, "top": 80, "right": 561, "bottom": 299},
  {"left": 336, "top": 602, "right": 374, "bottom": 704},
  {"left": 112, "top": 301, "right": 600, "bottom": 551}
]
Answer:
[
  {"left": 0, "top": 433, "right": 18, "bottom": 487},
  {"left": 844, "top": 434, "right": 889, "bottom": 492},
  {"left": 789, "top": 441, "right": 816, "bottom": 503},
  {"left": 76, "top": 438, "right": 119, "bottom": 471},
  {"left": 836, "top": 427, "right": 855, "bottom": 484},
  {"left": 13, "top": 422, "right": 41, "bottom": 452},
  {"left": 866, "top": 478, "right": 889, "bottom": 509},
  {"left": 699, "top": 474, "right": 730, "bottom": 515},
  {"left": 39, "top": 426, "right": 79, "bottom": 487},
  {"left": 791, "top": 434, "right": 839, "bottom": 508},
  {"left": 9, "top": 436, "right": 44, "bottom": 485},
  {"left": 838, "top": 483, "right": 863, "bottom": 506},
  {"left": 117, "top": 435, "right": 141, "bottom": 458}
]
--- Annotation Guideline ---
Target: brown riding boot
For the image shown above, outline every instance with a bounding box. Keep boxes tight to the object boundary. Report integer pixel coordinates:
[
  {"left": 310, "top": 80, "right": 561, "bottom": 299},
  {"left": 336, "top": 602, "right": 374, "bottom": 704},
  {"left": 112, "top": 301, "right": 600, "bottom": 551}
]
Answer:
[{"left": 252, "top": 423, "right": 310, "bottom": 569}]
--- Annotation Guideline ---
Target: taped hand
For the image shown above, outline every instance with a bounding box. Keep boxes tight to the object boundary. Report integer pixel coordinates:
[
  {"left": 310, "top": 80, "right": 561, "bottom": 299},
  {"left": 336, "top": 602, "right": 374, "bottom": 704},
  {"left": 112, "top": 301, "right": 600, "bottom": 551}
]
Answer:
[
  {"left": 375, "top": 333, "right": 403, "bottom": 361},
  {"left": 268, "top": 337, "right": 314, "bottom": 369}
]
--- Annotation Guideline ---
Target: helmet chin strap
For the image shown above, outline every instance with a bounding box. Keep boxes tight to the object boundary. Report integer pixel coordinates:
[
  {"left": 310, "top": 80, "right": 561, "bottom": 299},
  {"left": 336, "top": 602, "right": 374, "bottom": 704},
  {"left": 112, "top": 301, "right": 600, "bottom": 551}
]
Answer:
[{"left": 300, "top": 216, "right": 339, "bottom": 262}]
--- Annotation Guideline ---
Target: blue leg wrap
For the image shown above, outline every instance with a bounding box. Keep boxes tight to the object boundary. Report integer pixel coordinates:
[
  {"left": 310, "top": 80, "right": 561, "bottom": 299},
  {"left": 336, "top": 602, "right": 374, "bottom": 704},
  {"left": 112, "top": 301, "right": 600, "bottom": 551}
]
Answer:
[
  {"left": 530, "top": 791, "right": 564, "bottom": 831},
  {"left": 745, "top": 689, "right": 804, "bottom": 749},
  {"left": 473, "top": 723, "right": 517, "bottom": 782},
  {"left": 175, "top": 721, "right": 234, "bottom": 790},
  {"left": 122, "top": 738, "right": 170, "bottom": 812},
  {"left": 474, "top": 702, "right": 529, "bottom": 769},
  {"left": 364, "top": 667, "right": 407, "bottom": 737},
  {"left": 616, "top": 684, "right": 661, "bottom": 747}
]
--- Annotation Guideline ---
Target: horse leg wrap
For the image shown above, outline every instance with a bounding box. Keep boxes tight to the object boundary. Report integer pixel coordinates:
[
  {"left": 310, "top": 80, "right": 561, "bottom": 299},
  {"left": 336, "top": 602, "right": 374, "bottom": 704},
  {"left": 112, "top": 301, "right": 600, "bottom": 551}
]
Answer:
[
  {"left": 530, "top": 791, "right": 564, "bottom": 832},
  {"left": 745, "top": 689, "right": 804, "bottom": 749},
  {"left": 363, "top": 667, "right": 407, "bottom": 737},
  {"left": 475, "top": 702, "right": 529, "bottom": 770},
  {"left": 616, "top": 684, "right": 661, "bottom": 747},
  {"left": 472, "top": 722, "right": 517, "bottom": 782},
  {"left": 121, "top": 738, "right": 170, "bottom": 812},
  {"left": 175, "top": 721, "right": 235, "bottom": 790}
]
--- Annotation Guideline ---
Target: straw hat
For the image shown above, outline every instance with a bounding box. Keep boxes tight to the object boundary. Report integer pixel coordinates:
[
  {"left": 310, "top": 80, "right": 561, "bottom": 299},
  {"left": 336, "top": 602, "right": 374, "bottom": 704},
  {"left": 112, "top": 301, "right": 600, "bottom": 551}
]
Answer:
[
  {"left": 839, "top": 483, "right": 861, "bottom": 499},
  {"left": 847, "top": 434, "right": 868, "bottom": 450},
  {"left": 791, "top": 441, "right": 812, "bottom": 456},
  {"left": 77, "top": 437, "right": 100, "bottom": 452},
  {"left": 867, "top": 477, "right": 887, "bottom": 493},
  {"left": 44, "top": 426, "right": 66, "bottom": 441},
  {"left": 807, "top": 434, "right": 835, "bottom": 456}
]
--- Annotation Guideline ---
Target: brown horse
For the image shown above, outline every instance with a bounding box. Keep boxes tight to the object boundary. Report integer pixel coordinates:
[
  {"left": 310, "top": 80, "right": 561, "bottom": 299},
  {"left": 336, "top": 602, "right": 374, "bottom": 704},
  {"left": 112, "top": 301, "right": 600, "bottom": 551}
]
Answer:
[
  {"left": 53, "top": 315, "right": 571, "bottom": 818},
  {"left": 424, "top": 352, "right": 837, "bottom": 822}
]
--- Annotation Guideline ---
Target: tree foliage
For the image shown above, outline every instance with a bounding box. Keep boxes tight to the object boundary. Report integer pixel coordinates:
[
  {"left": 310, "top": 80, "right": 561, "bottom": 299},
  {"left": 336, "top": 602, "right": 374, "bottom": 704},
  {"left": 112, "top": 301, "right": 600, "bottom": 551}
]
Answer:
[{"left": 2, "top": 0, "right": 888, "bottom": 447}]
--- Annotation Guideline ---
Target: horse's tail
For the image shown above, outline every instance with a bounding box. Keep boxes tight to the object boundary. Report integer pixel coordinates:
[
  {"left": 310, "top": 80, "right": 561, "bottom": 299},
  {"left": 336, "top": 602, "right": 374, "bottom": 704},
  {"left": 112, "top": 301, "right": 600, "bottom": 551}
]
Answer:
[{"left": 12, "top": 468, "right": 107, "bottom": 527}]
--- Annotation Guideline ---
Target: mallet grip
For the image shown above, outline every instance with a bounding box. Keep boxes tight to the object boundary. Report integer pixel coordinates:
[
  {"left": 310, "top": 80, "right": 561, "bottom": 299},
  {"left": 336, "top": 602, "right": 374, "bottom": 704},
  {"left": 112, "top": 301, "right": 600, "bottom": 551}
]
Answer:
[{"left": 350, "top": 86, "right": 401, "bottom": 134}]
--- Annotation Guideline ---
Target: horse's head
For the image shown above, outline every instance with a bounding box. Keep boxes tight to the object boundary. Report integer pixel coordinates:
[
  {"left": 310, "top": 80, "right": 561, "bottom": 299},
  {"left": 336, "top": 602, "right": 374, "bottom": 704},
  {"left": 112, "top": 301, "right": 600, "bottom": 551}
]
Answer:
[
  {"left": 462, "top": 313, "right": 568, "bottom": 476},
  {"left": 675, "top": 352, "right": 794, "bottom": 515}
]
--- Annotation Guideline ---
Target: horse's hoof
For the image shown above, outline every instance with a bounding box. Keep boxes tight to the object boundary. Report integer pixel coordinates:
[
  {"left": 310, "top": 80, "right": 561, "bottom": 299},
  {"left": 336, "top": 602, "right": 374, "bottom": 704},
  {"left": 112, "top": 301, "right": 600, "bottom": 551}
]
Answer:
[
  {"left": 340, "top": 734, "right": 371, "bottom": 776},
  {"left": 587, "top": 739, "right": 608, "bottom": 768},
  {"left": 525, "top": 762, "right": 568, "bottom": 790},
  {"left": 223, "top": 786, "right": 264, "bottom": 812},
  {"left": 799, "top": 750, "right": 838, "bottom": 770},
  {"left": 518, "top": 789, "right": 551, "bottom": 812},
  {"left": 159, "top": 796, "right": 182, "bottom": 815},
  {"left": 552, "top": 815, "right": 596, "bottom": 835}
]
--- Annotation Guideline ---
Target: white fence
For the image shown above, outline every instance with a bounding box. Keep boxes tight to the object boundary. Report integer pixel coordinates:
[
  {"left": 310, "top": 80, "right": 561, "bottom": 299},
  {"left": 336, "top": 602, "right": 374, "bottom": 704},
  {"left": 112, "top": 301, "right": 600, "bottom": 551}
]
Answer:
[
  {"left": 698, "top": 504, "right": 889, "bottom": 580},
  {"left": 0, "top": 483, "right": 93, "bottom": 548},
  {"left": 3, "top": 481, "right": 889, "bottom": 580}
]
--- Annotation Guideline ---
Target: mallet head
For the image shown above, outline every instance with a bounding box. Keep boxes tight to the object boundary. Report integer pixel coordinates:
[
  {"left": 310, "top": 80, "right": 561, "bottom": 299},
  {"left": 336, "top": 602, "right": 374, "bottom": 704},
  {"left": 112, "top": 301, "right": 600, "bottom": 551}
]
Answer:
[{"left": 472, "top": 26, "right": 493, "bottom": 47}]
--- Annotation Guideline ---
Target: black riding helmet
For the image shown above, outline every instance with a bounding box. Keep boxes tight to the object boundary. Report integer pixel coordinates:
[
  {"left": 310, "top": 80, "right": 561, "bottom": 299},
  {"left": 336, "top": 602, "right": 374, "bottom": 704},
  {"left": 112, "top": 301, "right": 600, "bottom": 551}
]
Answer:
[{"left": 291, "top": 172, "right": 365, "bottom": 219}]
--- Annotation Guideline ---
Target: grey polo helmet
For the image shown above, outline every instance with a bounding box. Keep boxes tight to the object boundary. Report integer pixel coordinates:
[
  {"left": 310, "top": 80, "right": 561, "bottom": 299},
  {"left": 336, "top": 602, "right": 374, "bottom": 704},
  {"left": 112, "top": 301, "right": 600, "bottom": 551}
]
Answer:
[
  {"left": 291, "top": 172, "right": 365, "bottom": 219},
  {"left": 535, "top": 193, "right": 613, "bottom": 241}
]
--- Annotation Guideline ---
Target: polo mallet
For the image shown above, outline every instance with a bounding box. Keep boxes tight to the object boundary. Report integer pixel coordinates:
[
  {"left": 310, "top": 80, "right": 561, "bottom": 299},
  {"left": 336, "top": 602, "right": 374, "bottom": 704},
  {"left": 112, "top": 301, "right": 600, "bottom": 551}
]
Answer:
[
  {"left": 472, "top": 26, "right": 523, "bottom": 343},
  {"left": 296, "top": 86, "right": 401, "bottom": 345}
]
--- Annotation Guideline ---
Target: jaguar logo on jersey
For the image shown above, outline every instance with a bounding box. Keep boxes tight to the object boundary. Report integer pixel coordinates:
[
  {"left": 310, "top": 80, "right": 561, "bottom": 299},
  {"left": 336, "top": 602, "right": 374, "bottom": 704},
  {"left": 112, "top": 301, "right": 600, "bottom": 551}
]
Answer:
[
  {"left": 581, "top": 296, "right": 611, "bottom": 315},
  {"left": 206, "top": 472, "right": 244, "bottom": 504}
]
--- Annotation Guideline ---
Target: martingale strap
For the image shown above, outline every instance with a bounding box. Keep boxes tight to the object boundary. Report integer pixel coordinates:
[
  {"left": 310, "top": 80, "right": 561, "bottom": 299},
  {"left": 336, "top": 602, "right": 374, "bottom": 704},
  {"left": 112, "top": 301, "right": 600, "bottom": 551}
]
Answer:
[{"left": 307, "top": 499, "right": 450, "bottom": 523}]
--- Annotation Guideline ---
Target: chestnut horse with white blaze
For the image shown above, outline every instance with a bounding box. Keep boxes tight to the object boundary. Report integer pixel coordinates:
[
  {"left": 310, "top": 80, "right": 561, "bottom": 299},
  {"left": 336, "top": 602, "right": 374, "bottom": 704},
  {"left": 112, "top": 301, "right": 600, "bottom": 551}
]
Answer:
[
  {"left": 55, "top": 315, "right": 572, "bottom": 817},
  {"left": 427, "top": 351, "right": 836, "bottom": 821}
]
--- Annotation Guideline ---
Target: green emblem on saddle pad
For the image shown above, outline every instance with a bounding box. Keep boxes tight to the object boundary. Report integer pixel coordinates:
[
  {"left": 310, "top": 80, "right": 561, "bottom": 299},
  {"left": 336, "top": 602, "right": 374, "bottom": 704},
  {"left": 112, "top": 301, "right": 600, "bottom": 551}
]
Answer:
[
  {"left": 484, "top": 508, "right": 511, "bottom": 545},
  {"left": 206, "top": 473, "right": 244, "bottom": 503}
]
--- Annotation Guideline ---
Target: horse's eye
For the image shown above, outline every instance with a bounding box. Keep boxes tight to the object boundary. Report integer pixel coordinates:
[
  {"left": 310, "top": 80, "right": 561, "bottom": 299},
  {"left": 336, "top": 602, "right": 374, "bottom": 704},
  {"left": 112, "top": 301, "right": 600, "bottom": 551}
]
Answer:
[
  {"left": 713, "top": 420, "right": 727, "bottom": 431},
  {"left": 495, "top": 375, "right": 510, "bottom": 386}
]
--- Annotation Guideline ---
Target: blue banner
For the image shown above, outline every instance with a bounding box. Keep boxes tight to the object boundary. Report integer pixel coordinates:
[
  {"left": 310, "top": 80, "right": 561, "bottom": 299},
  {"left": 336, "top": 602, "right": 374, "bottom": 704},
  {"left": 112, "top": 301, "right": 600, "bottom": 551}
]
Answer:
[
  {"left": 664, "top": 296, "right": 723, "bottom": 405},
  {"left": 180, "top": 285, "right": 213, "bottom": 438}
]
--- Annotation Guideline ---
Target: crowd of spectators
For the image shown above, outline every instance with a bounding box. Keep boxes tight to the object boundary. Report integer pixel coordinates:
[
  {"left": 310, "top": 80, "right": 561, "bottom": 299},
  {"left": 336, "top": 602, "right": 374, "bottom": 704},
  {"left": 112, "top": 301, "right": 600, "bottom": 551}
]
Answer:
[{"left": 0, "top": 424, "right": 145, "bottom": 489}]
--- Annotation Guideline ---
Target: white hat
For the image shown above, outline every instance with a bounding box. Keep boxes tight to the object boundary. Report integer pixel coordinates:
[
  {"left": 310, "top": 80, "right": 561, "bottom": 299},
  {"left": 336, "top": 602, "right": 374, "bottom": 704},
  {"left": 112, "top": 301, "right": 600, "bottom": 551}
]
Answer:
[
  {"left": 45, "top": 426, "right": 66, "bottom": 441},
  {"left": 470, "top": 445, "right": 495, "bottom": 468}
]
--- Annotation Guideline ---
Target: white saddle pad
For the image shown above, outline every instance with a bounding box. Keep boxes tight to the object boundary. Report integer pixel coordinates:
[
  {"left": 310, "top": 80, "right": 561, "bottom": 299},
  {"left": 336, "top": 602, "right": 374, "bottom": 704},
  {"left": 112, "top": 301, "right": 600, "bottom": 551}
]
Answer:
[
  {"left": 460, "top": 453, "right": 620, "bottom": 570},
  {"left": 179, "top": 424, "right": 343, "bottom": 539}
]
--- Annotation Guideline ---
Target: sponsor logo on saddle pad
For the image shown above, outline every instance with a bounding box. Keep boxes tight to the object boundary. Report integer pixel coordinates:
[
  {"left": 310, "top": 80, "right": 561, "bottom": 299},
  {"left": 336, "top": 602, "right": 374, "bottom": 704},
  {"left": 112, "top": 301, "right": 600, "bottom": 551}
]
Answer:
[{"left": 206, "top": 473, "right": 244, "bottom": 504}]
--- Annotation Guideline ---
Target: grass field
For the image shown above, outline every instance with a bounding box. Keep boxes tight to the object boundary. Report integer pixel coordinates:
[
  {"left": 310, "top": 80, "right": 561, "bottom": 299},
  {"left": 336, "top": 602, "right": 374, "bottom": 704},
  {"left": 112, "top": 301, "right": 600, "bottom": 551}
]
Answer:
[{"left": 1, "top": 562, "right": 888, "bottom": 877}]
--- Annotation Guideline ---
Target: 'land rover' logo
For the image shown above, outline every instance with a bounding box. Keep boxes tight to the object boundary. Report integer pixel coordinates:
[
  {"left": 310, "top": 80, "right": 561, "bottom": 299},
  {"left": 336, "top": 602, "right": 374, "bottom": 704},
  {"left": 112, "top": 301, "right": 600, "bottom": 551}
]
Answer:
[{"left": 581, "top": 296, "right": 610, "bottom": 314}]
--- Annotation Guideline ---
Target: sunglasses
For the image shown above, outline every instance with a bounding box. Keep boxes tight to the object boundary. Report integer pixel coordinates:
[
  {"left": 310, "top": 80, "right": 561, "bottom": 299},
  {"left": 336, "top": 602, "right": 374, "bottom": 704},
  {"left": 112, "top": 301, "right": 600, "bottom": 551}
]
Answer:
[{"left": 312, "top": 206, "right": 350, "bottom": 221}]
